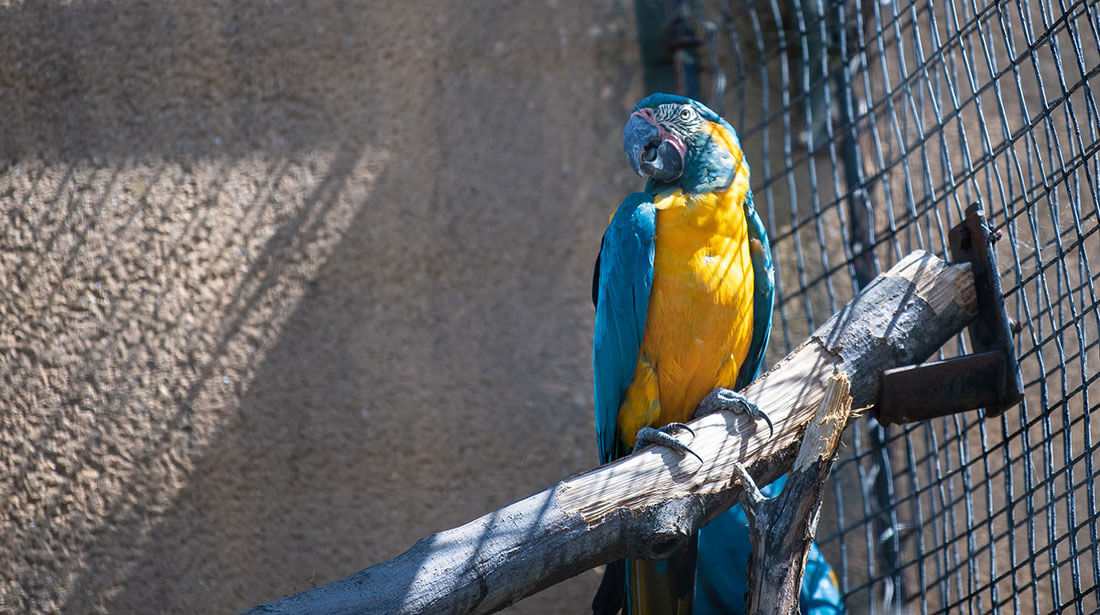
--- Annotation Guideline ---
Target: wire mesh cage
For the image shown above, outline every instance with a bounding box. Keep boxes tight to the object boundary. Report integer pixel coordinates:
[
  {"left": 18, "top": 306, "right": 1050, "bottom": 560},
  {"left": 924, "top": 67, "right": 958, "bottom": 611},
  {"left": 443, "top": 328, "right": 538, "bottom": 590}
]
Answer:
[{"left": 643, "top": 0, "right": 1100, "bottom": 612}]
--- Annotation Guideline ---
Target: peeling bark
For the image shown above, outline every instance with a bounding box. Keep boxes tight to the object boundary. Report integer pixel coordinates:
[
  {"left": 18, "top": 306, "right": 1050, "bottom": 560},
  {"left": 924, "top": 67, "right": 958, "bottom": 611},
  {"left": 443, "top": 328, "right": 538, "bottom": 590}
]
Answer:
[{"left": 733, "top": 374, "right": 853, "bottom": 615}]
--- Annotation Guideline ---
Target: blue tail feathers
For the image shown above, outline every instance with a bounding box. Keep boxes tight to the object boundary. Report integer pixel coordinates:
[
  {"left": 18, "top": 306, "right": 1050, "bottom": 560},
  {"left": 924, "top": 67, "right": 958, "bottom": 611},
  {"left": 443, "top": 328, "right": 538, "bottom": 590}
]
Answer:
[{"left": 694, "top": 477, "right": 844, "bottom": 615}]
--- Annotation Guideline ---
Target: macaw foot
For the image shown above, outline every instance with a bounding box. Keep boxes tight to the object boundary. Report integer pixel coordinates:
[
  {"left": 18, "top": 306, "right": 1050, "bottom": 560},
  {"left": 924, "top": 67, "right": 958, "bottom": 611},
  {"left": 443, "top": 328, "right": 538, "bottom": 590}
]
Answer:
[
  {"left": 696, "top": 388, "right": 774, "bottom": 437},
  {"left": 632, "top": 423, "right": 703, "bottom": 463}
]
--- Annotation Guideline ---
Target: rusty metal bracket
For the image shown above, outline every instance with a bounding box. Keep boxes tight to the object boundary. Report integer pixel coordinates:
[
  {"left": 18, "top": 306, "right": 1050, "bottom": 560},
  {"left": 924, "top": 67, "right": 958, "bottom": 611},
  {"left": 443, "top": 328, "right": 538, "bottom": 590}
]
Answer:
[{"left": 875, "top": 204, "right": 1023, "bottom": 425}]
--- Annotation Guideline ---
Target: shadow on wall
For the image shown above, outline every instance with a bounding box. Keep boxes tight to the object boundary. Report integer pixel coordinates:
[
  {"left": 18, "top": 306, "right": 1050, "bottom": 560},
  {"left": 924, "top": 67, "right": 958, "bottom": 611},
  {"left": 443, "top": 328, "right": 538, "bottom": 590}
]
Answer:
[{"left": 2, "top": 1, "right": 639, "bottom": 613}]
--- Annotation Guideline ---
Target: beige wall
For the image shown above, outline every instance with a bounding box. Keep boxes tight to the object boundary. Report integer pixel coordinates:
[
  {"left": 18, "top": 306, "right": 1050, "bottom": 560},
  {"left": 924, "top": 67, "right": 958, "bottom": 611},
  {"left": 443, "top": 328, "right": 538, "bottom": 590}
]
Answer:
[{"left": 0, "top": 2, "right": 643, "bottom": 612}]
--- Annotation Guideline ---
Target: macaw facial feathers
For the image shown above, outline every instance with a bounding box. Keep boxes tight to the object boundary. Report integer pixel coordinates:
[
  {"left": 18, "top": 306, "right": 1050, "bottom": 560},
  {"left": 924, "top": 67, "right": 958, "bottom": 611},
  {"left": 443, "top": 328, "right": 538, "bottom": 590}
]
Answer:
[
  {"left": 623, "top": 108, "right": 686, "bottom": 183},
  {"left": 624, "top": 95, "right": 745, "bottom": 195}
]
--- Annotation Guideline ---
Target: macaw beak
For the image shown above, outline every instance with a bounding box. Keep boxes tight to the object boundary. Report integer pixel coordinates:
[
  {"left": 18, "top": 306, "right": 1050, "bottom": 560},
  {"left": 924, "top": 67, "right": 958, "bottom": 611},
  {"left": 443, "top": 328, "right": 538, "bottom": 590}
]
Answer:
[{"left": 623, "top": 109, "right": 685, "bottom": 183}]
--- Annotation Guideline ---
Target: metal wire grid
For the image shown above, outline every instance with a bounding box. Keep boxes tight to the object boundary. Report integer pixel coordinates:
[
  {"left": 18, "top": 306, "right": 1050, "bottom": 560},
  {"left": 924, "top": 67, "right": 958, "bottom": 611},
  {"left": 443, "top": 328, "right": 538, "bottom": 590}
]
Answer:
[{"left": 670, "top": 0, "right": 1100, "bottom": 612}]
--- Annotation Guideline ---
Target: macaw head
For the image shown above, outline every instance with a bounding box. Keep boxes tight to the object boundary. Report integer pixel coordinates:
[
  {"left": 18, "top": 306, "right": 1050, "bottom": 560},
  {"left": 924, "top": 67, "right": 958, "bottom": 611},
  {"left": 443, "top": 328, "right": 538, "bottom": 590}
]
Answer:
[{"left": 622, "top": 93, "right": 744, "bottom": 194}]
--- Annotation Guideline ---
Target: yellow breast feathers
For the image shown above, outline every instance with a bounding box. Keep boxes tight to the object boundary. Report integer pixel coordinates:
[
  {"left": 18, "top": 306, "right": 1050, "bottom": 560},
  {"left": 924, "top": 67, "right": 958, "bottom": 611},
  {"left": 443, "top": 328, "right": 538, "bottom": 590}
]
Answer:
[{"left": 615, "top": 122, "right": 754, "bottom": 448}]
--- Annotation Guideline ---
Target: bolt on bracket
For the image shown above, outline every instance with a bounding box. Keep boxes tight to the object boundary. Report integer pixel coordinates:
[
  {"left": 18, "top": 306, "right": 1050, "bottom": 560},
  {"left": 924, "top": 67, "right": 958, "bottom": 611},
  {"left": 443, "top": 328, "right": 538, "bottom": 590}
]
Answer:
[{"left": 875, "top": 204, "right": 1024, "bottom": 425}]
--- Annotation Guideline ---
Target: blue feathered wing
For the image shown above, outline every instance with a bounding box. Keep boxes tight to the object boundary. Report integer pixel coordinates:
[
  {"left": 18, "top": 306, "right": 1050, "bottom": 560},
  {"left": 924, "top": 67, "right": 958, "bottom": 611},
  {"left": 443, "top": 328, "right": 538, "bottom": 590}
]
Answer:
[
  {"left": 592, "top": 192, "right": 656, "bottom": 465},
  {"left": 734, "top": 190, "right": 774, "bottom": 390}
]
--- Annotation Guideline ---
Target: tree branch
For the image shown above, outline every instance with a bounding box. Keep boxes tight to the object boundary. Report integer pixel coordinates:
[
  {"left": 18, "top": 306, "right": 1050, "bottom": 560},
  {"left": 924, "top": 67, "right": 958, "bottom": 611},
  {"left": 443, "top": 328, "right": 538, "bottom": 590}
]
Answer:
[
  {"left": 244, "top": 250, "right": 977, "bottom": 615},
  {"left": 733, "top": 374, "right": 853, "bottom": 614}
]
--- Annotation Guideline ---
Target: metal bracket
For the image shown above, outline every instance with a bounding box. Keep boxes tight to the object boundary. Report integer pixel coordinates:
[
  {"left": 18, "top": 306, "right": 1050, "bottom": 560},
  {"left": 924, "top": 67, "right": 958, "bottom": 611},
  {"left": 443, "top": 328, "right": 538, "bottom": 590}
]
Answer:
[{"left": 875, "top": 204, "right": 1023, "bottom": 425}]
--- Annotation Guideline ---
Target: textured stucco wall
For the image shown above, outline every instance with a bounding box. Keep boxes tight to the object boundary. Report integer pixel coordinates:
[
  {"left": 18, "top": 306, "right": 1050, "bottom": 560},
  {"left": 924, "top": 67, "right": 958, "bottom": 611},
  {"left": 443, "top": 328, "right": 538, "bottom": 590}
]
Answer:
[{"left": 0, "top": 2, "right": 642, "bottom": 612}]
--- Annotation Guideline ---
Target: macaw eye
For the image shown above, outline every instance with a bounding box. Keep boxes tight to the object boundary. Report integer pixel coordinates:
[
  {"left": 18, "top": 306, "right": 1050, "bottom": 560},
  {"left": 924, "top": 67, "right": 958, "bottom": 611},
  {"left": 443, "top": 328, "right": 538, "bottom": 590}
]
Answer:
[{"left": 679, "top": 108, "right": 695, "bottom": 121}]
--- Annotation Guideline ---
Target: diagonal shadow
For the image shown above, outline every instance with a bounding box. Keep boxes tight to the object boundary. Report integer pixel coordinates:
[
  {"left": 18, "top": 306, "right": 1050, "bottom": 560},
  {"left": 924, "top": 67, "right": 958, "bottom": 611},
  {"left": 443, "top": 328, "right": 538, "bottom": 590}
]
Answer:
[{"left": 3, "top": 2, "right": 639, "bottom": 613}]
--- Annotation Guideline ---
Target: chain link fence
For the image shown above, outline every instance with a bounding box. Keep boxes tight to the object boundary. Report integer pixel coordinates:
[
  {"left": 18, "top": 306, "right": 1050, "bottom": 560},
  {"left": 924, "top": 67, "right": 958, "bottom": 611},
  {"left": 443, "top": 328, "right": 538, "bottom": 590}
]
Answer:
[{"left": 643, "top": 0, "right": 1100, "bottom": 612}]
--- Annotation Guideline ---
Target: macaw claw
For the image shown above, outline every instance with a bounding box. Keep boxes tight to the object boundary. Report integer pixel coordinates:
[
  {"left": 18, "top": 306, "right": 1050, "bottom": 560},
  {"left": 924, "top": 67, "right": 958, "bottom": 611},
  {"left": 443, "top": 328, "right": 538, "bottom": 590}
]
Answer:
[
  {"left": 696, "top": 388, "right": 774, "bottom": 437},
  {"left": 632, "top": 423, "right": 703, "bottom": 463}
]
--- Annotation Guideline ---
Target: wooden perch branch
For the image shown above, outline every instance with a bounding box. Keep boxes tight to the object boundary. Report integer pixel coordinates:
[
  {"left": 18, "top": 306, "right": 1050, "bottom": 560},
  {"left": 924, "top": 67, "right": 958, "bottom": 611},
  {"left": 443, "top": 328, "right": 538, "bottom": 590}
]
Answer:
[
  {"left": 244, "top": 251, "right": 977, "bottom": 615},
  {"left": 733, "top": 374, "right": 853, "bottom": 614}
]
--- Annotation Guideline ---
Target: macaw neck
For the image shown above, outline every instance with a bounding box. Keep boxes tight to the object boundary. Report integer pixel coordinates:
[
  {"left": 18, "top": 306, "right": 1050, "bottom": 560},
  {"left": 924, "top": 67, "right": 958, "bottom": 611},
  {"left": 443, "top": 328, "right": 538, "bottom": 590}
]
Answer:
[
  {"left": 646, "top": 120, "right": 752, "bottom": 231},
  {"left": 645, "top": 159, "right": 733, "bottom": 195},
  {"left": 645, "top": 119, "right": 748, "bottom": 196}
]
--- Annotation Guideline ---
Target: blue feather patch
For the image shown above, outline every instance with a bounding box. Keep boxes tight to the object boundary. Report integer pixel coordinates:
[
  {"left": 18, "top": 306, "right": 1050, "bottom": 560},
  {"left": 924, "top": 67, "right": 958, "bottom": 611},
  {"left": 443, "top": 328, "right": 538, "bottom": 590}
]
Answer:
[{"left": 593, "top": 192, "right": 657, "bottom": 464}]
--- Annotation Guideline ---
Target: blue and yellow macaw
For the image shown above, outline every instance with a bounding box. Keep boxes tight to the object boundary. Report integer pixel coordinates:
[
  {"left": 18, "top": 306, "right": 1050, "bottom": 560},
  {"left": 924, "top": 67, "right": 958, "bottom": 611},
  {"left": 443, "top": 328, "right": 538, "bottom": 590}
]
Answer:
[{"left": 591, "top": 93, "right": 843, "bottom": 615}]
